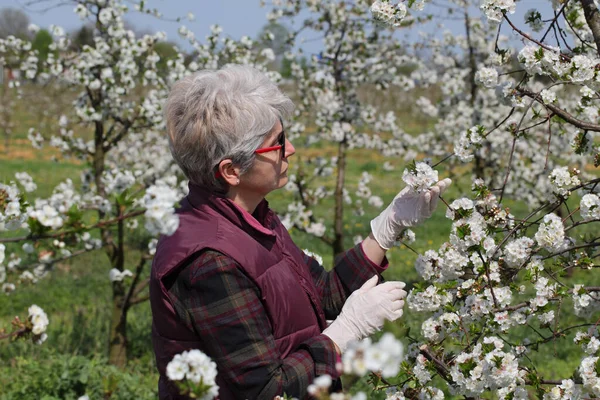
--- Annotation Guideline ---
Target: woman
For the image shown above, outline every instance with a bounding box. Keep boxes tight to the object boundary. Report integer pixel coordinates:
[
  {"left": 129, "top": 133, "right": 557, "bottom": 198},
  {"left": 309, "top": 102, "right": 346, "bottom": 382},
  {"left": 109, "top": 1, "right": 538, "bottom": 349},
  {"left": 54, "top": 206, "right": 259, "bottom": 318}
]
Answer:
[{"left": 150, "top": 65, "right": 450, "bottom": 399}]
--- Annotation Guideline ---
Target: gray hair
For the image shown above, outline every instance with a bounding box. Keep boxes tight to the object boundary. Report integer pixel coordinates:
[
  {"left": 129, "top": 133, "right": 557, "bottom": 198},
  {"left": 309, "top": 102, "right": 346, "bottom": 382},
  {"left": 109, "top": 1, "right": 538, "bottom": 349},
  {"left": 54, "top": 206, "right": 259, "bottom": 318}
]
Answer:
[{"left": 165, "top": 65, "right": 294, "bottom": 192}]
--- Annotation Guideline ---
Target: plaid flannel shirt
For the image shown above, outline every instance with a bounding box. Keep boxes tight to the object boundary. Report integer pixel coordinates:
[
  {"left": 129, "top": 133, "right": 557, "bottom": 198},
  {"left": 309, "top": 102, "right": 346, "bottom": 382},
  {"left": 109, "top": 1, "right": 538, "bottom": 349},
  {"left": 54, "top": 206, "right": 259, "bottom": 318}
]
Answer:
[{"left": 166, "top": 242, "right": 388, "bottom": 399}]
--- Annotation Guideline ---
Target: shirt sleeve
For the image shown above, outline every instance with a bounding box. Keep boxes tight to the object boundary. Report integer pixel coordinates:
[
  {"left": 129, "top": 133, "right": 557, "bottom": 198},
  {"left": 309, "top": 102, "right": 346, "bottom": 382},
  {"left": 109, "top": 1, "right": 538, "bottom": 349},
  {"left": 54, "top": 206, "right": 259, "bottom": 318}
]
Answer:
[
  {"left": 304, "top": 243, "right": 389, "bottom": 320},
  {"left": 167, "top": 250, "right": 340, "bottom": 399}
]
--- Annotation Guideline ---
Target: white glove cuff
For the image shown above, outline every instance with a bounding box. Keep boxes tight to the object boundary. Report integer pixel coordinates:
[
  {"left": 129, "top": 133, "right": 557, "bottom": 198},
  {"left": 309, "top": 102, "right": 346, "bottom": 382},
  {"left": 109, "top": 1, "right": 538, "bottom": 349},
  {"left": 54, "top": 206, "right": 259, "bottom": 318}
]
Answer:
[{"left": 370, "top": 216, "right": 395, "bottom": 250}]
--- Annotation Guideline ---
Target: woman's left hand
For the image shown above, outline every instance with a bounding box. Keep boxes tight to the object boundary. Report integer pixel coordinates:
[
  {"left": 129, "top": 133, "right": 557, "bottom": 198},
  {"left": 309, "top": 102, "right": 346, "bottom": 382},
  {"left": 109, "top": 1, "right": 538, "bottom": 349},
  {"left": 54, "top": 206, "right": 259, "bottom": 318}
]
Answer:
[{"left": 369, "top": 178, "right": 452, "bottom": 250}]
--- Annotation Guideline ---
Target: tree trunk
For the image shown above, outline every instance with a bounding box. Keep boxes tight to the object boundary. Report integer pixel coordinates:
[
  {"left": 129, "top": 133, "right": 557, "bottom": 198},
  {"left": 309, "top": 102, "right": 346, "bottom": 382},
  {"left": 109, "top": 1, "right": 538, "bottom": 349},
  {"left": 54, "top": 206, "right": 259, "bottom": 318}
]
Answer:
[
  {"left": 333, "top": 139, "right": 347, "bottom": 256},
  {"left": 581, "top": 0, "right": 600, "bottom": 57},
  {"left": 91, "top": 116, "right": 130, "bottom": 367},
  {"left": 465, "top": 10, "right": 487, "bottom": 181},
  {"left": 108, "top": 281, "right": 128, "bottom": 367}
]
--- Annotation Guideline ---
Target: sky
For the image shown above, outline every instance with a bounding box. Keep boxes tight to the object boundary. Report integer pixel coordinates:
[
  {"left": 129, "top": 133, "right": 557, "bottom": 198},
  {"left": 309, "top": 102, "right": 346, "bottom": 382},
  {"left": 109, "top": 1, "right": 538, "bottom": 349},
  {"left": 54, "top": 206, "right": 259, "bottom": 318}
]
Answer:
[
  {"left": 0, "top": 0, "right": 285, "bottom": 49},
  {"left": 0, "top": 0, "right": 557, "bottom": 56}
]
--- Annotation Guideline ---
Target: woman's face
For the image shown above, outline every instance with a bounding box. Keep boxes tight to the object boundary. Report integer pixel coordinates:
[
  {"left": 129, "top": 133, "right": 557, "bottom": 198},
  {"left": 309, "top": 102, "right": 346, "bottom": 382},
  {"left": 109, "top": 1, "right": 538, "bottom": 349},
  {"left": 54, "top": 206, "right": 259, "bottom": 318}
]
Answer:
[{"left": 238, "top": 120, "right": 296, "bottom": 198}]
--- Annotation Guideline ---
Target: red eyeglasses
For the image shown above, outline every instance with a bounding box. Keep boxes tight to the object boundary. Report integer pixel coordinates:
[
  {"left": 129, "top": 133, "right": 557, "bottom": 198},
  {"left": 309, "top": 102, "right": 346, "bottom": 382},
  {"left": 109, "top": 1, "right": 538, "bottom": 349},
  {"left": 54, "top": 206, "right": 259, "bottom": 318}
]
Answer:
[
  {"left": 254, "top": 130, "right": 285, "bottom": 158},
  {"left": 215, "top": 130, "right": 286, "bottom": 179}
]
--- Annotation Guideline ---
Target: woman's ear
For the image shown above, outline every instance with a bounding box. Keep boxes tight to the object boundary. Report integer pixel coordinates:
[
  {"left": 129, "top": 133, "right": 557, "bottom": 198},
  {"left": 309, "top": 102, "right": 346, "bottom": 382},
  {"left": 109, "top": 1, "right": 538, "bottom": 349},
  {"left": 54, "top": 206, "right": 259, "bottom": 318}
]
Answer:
[{"left": 217, "top": 159, "right": 240, "bottom": 186}]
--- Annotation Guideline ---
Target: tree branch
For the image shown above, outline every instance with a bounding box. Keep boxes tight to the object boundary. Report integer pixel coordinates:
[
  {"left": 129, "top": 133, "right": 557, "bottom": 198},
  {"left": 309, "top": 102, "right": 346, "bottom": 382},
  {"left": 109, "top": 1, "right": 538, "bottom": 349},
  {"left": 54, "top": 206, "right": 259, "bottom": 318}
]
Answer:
[
  {"left": 0, "top": 209, "right": 145, "bottom": 243},
  {"left": 518, "top": 88, "right": 600, "bottom": 132}
]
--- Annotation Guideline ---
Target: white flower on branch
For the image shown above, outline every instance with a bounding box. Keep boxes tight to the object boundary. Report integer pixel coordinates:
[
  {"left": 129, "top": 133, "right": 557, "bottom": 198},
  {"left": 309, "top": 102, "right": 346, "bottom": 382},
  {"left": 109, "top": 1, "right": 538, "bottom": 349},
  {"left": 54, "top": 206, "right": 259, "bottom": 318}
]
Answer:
[
  {"left": 475, "top": 67, "right": 498, "bottom": 88},
  {"left": 524, "top": 9, "right": 544, "bottom": 32},
  {"left": 534, "top": 213, "right": 566, "bottom": 251},
  {"left": 549, "top": 166, "right": 580, "bottom": 198},
  {"left": 29, "top": 204, "right": 63, "bottom": 229},
  {"left": 503, "top": 237, "right": 534, "bottom": 267},
  {"left": 15, "top": 172, "right": 37, "bottom": 193},
  {"left": 27, "top": 129, "right": 44, "bottom": 149},
  {"left": 342, "top": 332, "right": 404, "bottom": 378},
  {"left": 28, "top": 304, "right": 49, "bottom": 339},
  {"left": 166, "top": 349, "right": 219, "bottom": 399},
  {"left": 540, "top": 89, "right": 556, "bottom": 104},
  {"left": 370, "top": 1, "right": 407, "bottom": 28},
  {"left": 579, "top": 356, "right": 600, "bottom": 397},
  {"left": 580, "top": 194, "right": 600, "bottom": 220},
  {"left": 142, "top": 183, "right": 180, "bottom": 236},
  {"left": 307, "top": 374, "right": 332, "bottom": 396},
  {"left": 102, "top": 169, "right": 136, "bottom": 195},
  {"left": 415, "top": 96, "right": 438, "bottom": 117},
  {"left": 108, "top": 268, "right": 133, "bottom": 282},
  {"left": 408, "top": 285, "right": 453, "bottom": 312},
  {"left": 2, "top": 283, "right": 16, "bottom": 294},
  {"left": 402, "top": 162, "right": 438, "bottom": 194},
  {"left": 570, "top": 55, "right": 596, "bottom": 83},
  {"left": 480, "top": 0, "right": 516, "bottom": 22},
  {"left": 542, "top": 379, "right": 580, "bottom": 400},
  {"left": 573, "top": 284, "right": 600, "bottom": 317}
]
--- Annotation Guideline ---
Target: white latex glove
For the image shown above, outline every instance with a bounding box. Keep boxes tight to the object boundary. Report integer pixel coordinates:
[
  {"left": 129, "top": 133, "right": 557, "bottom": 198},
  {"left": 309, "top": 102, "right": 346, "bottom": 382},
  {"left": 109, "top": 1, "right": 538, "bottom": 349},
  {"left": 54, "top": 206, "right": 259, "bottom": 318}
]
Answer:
[
  {"left": 322, "top": 275, "right": 407, "bottom": 353},
  {"left": 370, "top": 178, "right": 452, "bottom": 250}
]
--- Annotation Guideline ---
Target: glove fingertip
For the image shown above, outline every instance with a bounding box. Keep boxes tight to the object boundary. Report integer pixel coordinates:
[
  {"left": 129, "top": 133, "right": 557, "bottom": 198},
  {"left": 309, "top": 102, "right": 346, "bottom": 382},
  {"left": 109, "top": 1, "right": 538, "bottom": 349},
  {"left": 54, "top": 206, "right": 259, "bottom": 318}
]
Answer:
[{"left": 439, "top": 178, "right": 452, "bottom": 192}]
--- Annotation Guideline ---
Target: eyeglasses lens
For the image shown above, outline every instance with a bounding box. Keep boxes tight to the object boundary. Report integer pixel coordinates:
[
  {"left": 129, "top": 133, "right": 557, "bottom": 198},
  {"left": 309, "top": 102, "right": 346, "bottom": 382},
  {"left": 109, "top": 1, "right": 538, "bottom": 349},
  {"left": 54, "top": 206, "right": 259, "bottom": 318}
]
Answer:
[{"left": 280, "top": 132, "right": 286, "bottom": 158}]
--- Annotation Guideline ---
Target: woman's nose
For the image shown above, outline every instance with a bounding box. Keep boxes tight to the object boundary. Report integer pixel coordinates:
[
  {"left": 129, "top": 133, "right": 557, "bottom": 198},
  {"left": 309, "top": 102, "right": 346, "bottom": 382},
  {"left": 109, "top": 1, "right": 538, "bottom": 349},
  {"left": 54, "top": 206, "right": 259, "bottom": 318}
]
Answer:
[{"left": 285, "top": 138, "right": 295, "bottom": 158}]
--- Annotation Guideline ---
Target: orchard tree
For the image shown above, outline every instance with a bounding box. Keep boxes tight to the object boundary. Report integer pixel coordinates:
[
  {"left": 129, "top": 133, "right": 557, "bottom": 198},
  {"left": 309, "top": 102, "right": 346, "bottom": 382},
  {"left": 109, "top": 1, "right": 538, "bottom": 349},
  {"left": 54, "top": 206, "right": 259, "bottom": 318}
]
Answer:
[
  {"left": 0, "top": 7, "right": 31, "bottom": 40},
  {"left": 0, "top": 0, "right": 278, "bottom": 367},
  {"left": 270, "top": 0, "right": 421, "bottom": 256}
]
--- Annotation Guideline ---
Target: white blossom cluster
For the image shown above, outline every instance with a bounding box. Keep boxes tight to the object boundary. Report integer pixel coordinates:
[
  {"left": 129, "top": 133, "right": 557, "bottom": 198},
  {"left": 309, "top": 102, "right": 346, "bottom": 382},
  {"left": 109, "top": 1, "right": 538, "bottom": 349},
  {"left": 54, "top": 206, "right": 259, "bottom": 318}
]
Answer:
[
  {"left": 543, "top": 379, "right": 580, "bottom": 400},
  {"left": 573, "top": 284, "right": 600, "bottom": 317},
  {"left": 407, "top": 285, "right": 453, "bottom": 312},
  {"left": 475, "top": 67, "right": 498, "bottom": 88},
  {"left": 342, "top": 333, "right": 404, "bottom": 378},
  {"left": 304, "top": 374, "right": 367, "bottom": 400},
  {"left": 548, "top": 166, "right": 580, "bottom": 198},
  {"left": 580, "top": 194, "right": 600, "bottom": 221},
  {"left": 0, "top": 182, "right": 26, "bottom": 231},
  {"left": 28, "top": 304, "right": 49, "bottom": 344},
  {"left": 524, "top": 9, "right": 544, "bottom": 32},
  {"left": 141, "top": 182, "right": 180, "bottom": 236},
  {"left": 15, "top": 172, "right": 37, "bottom": 193},
  {"left": 454, "top": 126, "right": 485, "bottom": 162},
  {"left": 415, "top": 243, "right": 467, "bottom": 283},
  {"left": 370, "top": 1, "right": 408, "bottom": 27},
  {"left": 166, "top": 349, "right": 219, "bottom": 399},
  {"left": 503, "top": 237, "right": 534, "bottom": 267},
  {"left": 422, "top": 312, "right": 460, "bottom": 342},
  {"left": 480, "top": 0, "right": 516, "bottom": 22},
  {"left": 534, "top": 213, "right": 567, "bottom": 252},
  {"left": 449, "top": 337, "right": 522, "bottom": 396},
  {"left": 579, "top": 356, "right": 600, "bottom": 397},
  {"left": 102, "top": 169, "right": 137, "bottom": 195},
  {"left": 402, "top": 162, "right": 438, "bottom": 194},
  {"left": 280, "top": 201, "right": 326, "bottom": 237},
  {"left": 108, "top": 268, "right": 133, "bottom": 282}
]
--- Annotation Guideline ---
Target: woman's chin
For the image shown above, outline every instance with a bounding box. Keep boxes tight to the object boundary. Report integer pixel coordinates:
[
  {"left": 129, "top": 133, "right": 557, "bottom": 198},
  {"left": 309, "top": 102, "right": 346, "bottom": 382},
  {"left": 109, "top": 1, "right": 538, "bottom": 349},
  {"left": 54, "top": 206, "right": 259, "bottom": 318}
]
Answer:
[{"left": 277, "top": 174, "right": 289, "bottom": 188}]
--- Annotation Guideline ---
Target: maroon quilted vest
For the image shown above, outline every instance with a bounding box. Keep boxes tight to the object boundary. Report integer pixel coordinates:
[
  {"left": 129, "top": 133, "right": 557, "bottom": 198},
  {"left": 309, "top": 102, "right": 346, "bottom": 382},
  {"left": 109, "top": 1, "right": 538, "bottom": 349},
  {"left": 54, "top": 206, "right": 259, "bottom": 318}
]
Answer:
[{"left": 150, "top": 183, "right": 327, "bottom": 399}]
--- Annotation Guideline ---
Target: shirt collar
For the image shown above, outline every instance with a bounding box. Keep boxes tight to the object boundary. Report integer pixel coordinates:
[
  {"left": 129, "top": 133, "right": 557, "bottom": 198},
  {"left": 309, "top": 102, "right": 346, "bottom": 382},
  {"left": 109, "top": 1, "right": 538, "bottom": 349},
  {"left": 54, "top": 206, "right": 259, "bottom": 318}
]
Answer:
[{"left": 187, "top": 182, "right": 276, "bottom": 237}]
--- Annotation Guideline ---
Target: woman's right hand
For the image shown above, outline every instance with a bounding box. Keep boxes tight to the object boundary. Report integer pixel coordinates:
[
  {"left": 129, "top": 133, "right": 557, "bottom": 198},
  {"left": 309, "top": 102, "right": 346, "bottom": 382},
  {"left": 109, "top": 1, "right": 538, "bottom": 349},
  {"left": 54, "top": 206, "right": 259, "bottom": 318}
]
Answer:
[{"left": 322, "top": 275, "right": 406, "bottom": 352}]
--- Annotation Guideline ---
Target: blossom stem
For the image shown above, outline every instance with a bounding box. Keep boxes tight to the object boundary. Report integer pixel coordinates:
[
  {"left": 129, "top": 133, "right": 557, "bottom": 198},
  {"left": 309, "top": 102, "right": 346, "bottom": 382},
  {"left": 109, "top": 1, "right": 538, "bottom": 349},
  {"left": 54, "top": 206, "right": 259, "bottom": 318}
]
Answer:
[
  {"left": 418, "top": 345, "right": 452, "bottom": 383},
  {"left": 0, "top": 209, "right": 145, "bottom": 243},
  {"left": 0, "top": 327, "right": 27, "bottom": 341},
  {"left": 504, "top": 15, "right": 571, "bottom": 60}
]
